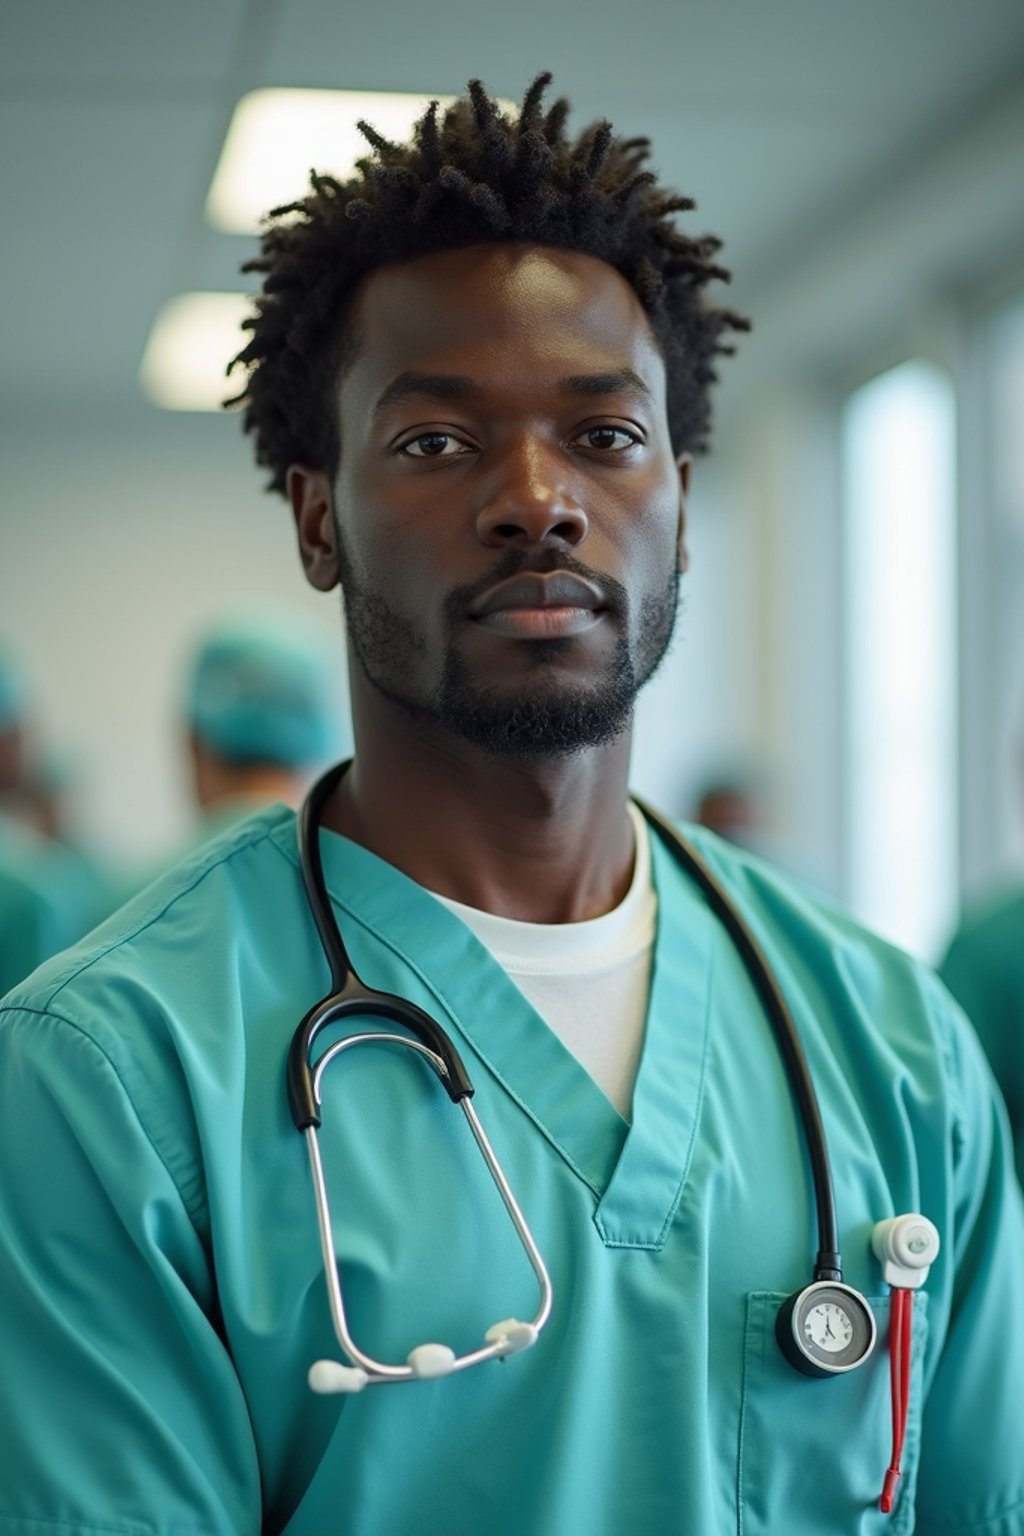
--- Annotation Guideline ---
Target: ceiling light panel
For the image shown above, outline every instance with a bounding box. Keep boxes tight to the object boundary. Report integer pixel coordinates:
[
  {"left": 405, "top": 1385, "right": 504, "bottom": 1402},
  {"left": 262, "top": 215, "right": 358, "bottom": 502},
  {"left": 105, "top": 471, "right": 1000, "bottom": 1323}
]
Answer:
[
  {"left": 207, "top": 88, "right": 515, "bottom": 235},
  {"left": 139, "top": 292, "right": 253, "bottom": 411}
]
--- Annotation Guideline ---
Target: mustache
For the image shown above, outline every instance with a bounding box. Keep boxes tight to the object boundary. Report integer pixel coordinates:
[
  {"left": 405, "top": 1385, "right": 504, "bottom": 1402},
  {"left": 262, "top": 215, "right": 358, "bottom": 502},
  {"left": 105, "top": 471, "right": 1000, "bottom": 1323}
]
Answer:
[{"left": 444, "top": 548, "right": 628, "bottom": 623}]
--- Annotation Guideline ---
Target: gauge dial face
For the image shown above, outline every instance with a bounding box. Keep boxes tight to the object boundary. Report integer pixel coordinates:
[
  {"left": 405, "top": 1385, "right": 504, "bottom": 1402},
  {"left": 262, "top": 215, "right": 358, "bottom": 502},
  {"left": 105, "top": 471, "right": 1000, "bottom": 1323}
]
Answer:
[
  {"left": 804, "top": 1300, "right": 854, "bottom": 1353},
  {"left": 777, "top": 1281, "right": 877, "bottom": 1376}
]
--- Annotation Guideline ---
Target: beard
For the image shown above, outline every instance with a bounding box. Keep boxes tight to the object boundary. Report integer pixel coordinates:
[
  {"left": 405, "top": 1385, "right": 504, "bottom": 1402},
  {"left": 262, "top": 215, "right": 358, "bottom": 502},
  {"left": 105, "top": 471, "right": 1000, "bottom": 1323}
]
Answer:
[{"left": 337, "top": 537, "right": 679, "bottom": 761}]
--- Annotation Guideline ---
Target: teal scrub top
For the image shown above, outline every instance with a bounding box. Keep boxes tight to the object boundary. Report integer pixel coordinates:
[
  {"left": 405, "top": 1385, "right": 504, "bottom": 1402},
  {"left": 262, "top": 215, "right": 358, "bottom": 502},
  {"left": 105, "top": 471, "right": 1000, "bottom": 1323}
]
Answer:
[
  {"left": 939, "top": 886, "right": 1024, "bottom": 1185},
  {"left": 1, "top": 804, "right": 1023, "bottom": 1536}
]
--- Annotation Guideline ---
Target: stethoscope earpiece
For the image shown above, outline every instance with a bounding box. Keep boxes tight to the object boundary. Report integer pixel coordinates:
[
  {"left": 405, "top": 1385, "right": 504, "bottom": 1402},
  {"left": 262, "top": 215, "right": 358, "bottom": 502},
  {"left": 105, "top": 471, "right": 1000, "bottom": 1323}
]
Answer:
[
  {"left": 485, "top": 1318, "right": 539, "bottom": 1355},
  {"left": 308, "top": 1359, "right": 369, "bottom": 1394}
]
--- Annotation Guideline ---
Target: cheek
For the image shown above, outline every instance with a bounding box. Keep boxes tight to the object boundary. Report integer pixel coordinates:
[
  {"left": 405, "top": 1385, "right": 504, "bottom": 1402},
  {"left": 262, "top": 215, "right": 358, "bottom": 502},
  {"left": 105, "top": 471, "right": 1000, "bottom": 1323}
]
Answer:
[
  {"left": 342, "top": 509, "right": 446, "bottom": 638},
  {"left": 341, "top": 455, "right": 445, "bottom": 563},
  {"left": 335, "top": 471, "right": 402, "bottom": 585},
  {"left": 623, "top": 476, "right": 683, "bottom": 575}
]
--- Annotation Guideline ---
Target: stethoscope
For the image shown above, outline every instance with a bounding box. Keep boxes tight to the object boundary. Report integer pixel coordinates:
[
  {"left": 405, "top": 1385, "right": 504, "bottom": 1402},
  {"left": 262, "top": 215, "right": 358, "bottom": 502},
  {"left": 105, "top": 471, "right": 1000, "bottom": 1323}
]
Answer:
[{"left": 288, "top": 762, "right": 937, "bottom": 1510}]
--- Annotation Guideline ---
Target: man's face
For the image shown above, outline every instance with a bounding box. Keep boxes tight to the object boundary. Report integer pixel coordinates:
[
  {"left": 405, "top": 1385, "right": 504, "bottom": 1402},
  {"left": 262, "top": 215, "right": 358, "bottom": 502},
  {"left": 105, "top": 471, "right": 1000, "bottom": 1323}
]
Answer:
[{"left": 296, "top": 243, "right": 689, "bottom": 759}]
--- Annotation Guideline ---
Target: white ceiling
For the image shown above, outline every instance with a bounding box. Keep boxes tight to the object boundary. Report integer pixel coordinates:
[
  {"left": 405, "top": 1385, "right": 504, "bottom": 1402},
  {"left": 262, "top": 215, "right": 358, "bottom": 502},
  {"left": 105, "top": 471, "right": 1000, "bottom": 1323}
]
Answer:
[{"left": 2, "top": 0, "right": 1024, "bottom": 420}]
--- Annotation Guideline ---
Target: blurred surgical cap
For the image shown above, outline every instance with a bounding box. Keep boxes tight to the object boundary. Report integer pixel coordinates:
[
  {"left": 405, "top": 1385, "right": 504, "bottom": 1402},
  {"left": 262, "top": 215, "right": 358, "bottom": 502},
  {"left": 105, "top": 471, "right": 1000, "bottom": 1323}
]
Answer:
[
  {"left": 0, "top": 645, "right": 27, "bottom": 731},
  {"left": 187, "top": 616, "right": 347, "bottom": 768}
]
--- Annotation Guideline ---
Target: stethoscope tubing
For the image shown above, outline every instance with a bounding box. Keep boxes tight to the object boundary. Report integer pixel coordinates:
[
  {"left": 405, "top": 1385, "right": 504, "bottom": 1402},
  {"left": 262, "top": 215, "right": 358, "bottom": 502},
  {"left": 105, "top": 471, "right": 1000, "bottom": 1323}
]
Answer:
[
  {"left": 292, "top": 764, "right": 844, "bottom": 1291},
  {"left": 302, "top": 1028, "right": 553, "bottom": 1383},
  {"left": 634, "top": 797, "right": 842, "bottom": 1280}
]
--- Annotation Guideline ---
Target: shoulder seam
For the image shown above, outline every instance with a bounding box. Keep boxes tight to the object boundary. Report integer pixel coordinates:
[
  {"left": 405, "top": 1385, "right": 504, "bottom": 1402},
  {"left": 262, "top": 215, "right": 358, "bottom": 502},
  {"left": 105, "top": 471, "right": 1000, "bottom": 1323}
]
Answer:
[
  {"left": 34, "top": 818, "right": 294, "bottom": 1012},
  {"left": 0, "top": 1004, "right": 207, "bottom": 1236}
]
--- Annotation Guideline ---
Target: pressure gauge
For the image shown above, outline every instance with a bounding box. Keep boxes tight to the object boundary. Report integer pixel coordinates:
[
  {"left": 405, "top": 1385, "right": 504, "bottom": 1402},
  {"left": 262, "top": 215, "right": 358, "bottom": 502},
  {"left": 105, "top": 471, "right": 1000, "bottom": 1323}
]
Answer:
[{"left": 776, "top": 1281, "right": 877, "bottom": 1377}]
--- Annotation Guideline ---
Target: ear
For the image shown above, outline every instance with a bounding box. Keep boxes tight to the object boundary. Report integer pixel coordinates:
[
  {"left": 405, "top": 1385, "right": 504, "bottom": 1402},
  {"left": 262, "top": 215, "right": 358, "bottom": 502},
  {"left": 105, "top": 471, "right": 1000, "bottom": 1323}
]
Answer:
[
  {"left": 675, "top": 453, "right": 692, "bottom": 575},
  {"left": 287, "top": 465, "right": 340, "bottom": 592}
]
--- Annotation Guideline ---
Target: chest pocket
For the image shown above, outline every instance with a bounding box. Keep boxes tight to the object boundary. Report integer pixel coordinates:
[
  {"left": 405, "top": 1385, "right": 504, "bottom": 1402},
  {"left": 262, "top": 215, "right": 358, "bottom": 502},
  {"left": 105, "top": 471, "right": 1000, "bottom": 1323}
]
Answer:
[{"left": 739, "top": 1291, "right": 928, "bottom": 1535}]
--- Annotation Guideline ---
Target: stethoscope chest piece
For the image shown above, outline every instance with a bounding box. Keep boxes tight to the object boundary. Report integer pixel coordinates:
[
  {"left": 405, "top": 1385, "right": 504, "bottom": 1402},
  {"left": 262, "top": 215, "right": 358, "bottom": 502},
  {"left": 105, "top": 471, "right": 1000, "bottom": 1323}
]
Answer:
[{"left": 776, "top": 1280, "right": 877, "bottom": 1377}]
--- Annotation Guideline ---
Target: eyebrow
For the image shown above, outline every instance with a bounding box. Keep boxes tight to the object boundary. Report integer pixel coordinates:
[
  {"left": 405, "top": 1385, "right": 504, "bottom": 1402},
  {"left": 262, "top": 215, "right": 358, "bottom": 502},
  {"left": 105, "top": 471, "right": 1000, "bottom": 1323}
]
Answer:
[
  {"left": 372, "top": 365, "right": 652, "bottom": 416},
  {"left": 557, "top": 369, "right": 652, "bottom": 401},
  {"left": 373, "top": 372, "right": 481, "bottom": 414}
]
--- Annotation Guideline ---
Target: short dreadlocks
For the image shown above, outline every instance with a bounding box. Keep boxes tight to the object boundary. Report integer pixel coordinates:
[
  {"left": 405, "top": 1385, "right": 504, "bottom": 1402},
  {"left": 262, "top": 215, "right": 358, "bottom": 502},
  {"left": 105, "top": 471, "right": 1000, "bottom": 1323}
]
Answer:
[{"left": 230, "top": 74, "right": 748, "bottom": 495}]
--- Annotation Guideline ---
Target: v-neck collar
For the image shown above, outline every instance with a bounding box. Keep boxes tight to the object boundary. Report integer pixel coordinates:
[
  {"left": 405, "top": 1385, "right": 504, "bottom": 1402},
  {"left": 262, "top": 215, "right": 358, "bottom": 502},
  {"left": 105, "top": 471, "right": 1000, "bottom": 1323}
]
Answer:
[
  {"left": 308, "top": 808, "right": 716, "bottom": 1251},
  {"left": 593, "top": 826, "right": 716, "bottom": 1247}
]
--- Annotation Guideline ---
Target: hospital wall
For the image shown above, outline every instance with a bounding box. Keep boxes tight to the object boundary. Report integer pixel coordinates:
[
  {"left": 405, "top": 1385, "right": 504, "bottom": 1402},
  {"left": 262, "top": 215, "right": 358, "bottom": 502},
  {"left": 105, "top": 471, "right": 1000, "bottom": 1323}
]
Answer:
[
  {"left": 708, "top": 70, "right": 1024, "bottom": 943},
  {"left": 0, "top": 410, "right": 348, "bottom": 863}
]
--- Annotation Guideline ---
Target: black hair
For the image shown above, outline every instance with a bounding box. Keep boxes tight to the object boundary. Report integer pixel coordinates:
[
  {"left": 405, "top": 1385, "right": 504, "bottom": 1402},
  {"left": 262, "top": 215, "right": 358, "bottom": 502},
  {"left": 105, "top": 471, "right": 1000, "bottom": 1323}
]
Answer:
[{"left": 229, "top": 74, "right": 749, "bottom": 494}]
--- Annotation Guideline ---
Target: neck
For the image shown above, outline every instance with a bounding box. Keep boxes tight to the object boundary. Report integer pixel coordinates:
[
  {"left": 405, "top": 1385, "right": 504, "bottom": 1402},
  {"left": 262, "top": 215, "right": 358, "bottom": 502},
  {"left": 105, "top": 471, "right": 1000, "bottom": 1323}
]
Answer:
[{"left": 323, "top": 695, "right": 635, "bottom": 925}]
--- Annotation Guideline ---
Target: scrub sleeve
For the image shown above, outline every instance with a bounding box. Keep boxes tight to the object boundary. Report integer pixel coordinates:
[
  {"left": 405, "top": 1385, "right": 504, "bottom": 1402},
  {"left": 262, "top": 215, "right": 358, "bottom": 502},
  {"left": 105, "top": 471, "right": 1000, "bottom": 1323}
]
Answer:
[{"left": 0, "top": 1009, "right": 261, "bottom": 1533}]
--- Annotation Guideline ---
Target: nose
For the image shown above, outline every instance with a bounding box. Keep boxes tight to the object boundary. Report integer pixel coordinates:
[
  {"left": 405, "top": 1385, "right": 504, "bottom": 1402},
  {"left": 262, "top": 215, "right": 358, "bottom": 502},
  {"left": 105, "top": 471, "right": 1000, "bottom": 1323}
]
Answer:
[{"left": 475, "top": 438, "right": 588, "bottom": 549}]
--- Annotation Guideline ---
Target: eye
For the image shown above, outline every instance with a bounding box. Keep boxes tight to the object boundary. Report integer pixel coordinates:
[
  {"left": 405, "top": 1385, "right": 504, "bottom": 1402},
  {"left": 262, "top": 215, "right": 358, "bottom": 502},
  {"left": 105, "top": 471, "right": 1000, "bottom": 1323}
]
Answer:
[
  {"left": 571, "top": 425, "right": 642, "bottom": 452},
  {"left": 399, "top": 432, "right": 474, "bottom": 459}
]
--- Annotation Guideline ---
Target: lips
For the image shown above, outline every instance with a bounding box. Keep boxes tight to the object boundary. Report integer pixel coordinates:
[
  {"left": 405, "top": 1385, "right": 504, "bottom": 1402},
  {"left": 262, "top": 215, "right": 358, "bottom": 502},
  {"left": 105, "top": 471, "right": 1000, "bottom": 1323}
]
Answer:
[{"left": 469, "top": 571, "right": 604, "bottom": 619}]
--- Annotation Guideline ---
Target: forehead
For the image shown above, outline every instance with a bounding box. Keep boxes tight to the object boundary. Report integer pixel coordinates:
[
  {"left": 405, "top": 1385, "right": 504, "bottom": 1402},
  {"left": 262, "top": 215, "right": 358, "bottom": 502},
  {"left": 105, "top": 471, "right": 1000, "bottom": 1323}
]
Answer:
[{"left": 338, "top": 244, "right": 667, "bottom": 417}]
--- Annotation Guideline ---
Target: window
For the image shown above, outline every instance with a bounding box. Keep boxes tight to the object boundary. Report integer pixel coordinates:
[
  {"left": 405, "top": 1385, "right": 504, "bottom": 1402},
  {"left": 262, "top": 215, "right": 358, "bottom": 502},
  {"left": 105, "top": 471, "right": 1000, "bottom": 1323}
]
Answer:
[{"left": 842, "top": 361, "right": 957, "bottom": 959}]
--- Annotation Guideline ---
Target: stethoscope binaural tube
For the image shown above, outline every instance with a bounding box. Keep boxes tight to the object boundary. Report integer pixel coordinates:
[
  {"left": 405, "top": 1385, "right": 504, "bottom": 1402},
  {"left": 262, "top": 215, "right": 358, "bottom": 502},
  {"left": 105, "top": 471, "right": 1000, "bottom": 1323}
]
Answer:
[
  {"left": 635, "top": 798, "right": 877, "bottom": 1382},
  {"left": 288, "top": 766, "right": 478, "bottom": 1128},
  {"left": 634, "top": 797, "right": 843, "bottom": 1283},
  {"left": 289, "top": 761, "right": 552, "bottom": 1392}
]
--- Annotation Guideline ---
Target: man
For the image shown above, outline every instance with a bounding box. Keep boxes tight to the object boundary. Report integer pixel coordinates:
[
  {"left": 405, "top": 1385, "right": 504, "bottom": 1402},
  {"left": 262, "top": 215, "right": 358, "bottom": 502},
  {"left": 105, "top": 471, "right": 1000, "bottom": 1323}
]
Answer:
[{"left": 1, "top": 78, "right": 1022, "bottom": 1535}]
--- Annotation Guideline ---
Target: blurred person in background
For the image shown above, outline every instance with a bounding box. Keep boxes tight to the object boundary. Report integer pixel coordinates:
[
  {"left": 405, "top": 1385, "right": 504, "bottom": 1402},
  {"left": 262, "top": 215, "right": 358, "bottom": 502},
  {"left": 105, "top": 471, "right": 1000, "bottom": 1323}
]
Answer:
[
  {"left": 0, "top": 829, "right": 87, "bottom": 998},
  {"left": 122, "top": 612, "right": 349, "bottom": 896},
  {"left": 692, "top": 771, "right": 762, "bottom": 849},
  {"left": 15, "top": 749, "right": 126, "bottom": 913},
  {"left": 1, "top": 78, "right": 1022, "bottom": 1536},
  {"left": 15, "top": 748, "right": 88, "bottom": 845},
  {"left": 691, "top": 767, "right": 830, "bottom": 893},
  {"left": 0, "top": 641, "right": 29, "bottom": 804},
  {"left": 0, "top": 643, "right": 110, "bottom": 994},
  {"left": 179, "top": 612, "right": 346, "bottom": 839},
  {"left": 939, "top": 721, "right": 1024, "bottom": 1184}
]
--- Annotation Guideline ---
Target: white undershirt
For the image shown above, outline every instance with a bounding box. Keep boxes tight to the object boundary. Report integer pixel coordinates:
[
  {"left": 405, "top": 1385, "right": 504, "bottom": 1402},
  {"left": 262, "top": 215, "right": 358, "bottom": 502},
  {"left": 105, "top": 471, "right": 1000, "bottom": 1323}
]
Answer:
[{"left": 431, "top": 803, "right": 656, "bottom": 1120}]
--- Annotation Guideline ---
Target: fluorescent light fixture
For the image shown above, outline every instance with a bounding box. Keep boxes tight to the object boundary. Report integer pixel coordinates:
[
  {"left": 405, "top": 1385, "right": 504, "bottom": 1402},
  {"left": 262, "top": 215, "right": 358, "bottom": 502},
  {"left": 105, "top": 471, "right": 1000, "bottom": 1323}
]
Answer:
[
  {"left": 140, "top": 292, "right": 253, "bottom": 411},
  {"left": 207, "top": 87, "right": 516, "bottom": 234}
]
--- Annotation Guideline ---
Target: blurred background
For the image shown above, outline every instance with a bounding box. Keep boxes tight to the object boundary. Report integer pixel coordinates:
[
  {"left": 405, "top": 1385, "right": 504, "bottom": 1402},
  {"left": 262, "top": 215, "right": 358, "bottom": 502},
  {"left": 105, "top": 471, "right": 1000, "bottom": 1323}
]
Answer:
[{"left": 2, "top": 0, "right": 1024, "bottom": 964}]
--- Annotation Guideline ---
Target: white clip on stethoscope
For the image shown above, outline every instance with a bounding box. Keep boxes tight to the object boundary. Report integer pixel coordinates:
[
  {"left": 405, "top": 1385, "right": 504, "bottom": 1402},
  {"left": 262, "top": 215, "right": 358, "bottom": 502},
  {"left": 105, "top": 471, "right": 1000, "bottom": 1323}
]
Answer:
[{"left": 289, "top": 763, "right": 938, "bottom": 1507}]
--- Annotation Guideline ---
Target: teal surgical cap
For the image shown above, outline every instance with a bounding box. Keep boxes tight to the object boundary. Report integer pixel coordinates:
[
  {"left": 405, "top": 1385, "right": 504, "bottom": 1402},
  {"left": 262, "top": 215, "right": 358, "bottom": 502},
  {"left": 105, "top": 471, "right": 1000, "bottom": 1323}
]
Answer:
[
  {"left": 0, "top": 645, "right": 27, "bottom": 731},
  {"left": 187, "top": 616, "right": 347, "bottom": 768}
]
